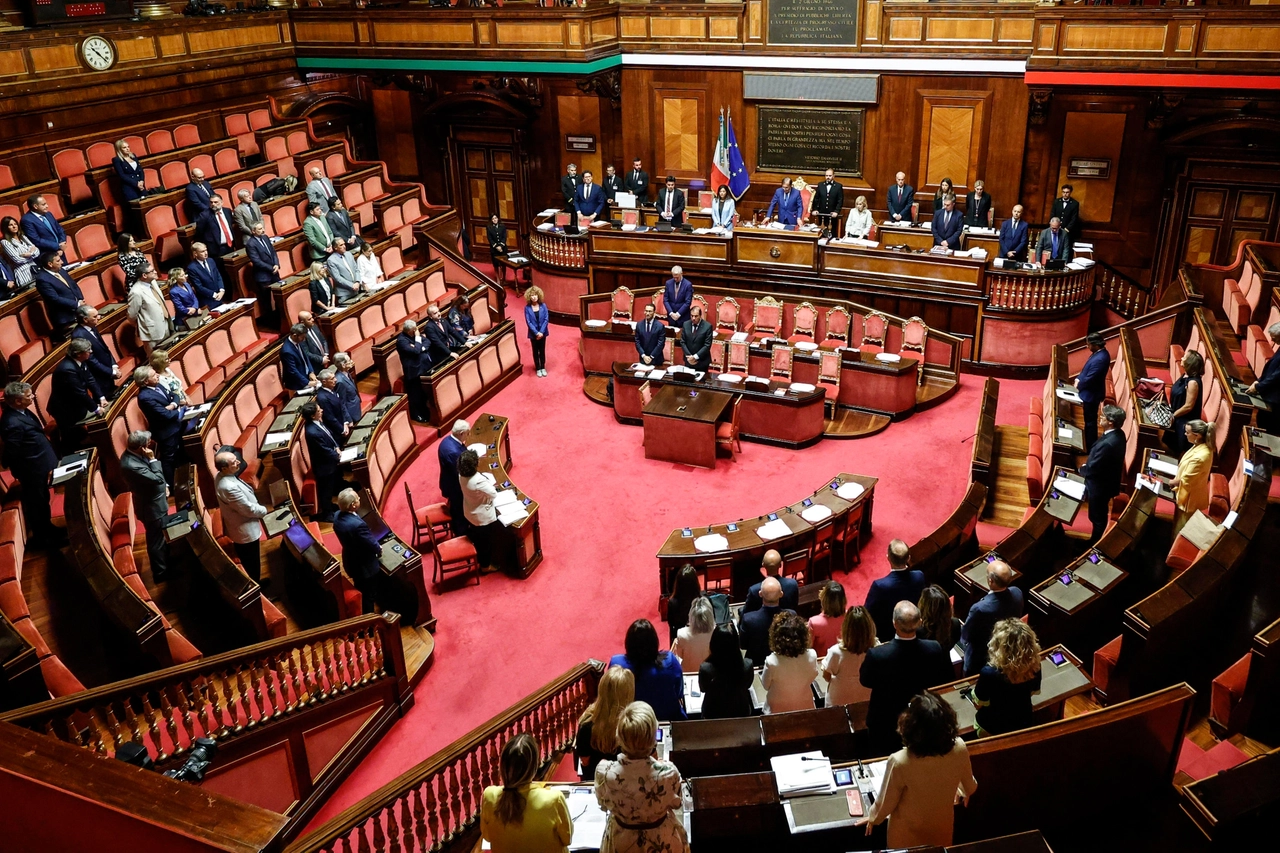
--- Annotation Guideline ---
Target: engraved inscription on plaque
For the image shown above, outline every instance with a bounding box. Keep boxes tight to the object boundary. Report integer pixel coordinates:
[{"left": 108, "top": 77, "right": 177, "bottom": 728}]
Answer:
[
  {"left": 768, "top": 0, "right": 859, "bottom": 45},
  {"left": 757, "top": 106, "right": 863, "bottom": 177}
]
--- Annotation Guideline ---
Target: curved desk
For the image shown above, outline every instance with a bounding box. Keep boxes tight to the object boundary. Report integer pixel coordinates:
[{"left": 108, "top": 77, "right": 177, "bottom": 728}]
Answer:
[
  {"left": 463, "top": 414, "right": 543, "bottom": 578},
  {"left": 656, "top": 472, "right": 877, "bottom": 602}
]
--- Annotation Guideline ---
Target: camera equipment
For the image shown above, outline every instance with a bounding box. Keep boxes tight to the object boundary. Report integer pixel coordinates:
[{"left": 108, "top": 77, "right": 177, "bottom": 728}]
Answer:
[{"left": 162, "top": 737, "right": 219, "bottom": 783}]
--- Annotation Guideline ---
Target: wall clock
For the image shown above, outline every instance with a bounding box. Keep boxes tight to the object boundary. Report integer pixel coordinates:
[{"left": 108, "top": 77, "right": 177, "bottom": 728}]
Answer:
[{"left": 80, "top": 36, "right": 117, "bottom": 72}]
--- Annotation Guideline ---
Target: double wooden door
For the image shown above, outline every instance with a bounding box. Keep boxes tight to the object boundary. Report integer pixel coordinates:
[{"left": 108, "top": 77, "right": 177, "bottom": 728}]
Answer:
[
  {"left": 1178, "top": 181, "right": 1280, "bottom": 268},
  {"left": 454, "top": 133, "right": 522, "bottom": 261}
]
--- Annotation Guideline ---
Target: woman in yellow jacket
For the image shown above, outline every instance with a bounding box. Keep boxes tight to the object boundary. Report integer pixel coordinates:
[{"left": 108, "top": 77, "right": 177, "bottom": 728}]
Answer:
[
  {"left": 1171, "top": 419, "right": 1214, "bottom": 536},
  {"left": 481, "top": 734, "right": 573, "bottom": 853}
]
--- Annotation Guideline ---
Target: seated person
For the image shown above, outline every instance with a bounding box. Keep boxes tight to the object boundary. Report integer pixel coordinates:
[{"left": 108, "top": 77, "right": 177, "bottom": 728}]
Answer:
[
  {"left": 447, "top": 294, "right": 476, "bottom": 341},
  {"left": 1035, "top": 217, "right": 1073, "bottom": 264}
]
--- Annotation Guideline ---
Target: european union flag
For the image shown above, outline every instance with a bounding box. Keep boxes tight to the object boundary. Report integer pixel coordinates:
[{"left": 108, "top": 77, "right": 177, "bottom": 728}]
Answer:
[{"left": 726, "top": 115, "right": 750, "bottom": 201}]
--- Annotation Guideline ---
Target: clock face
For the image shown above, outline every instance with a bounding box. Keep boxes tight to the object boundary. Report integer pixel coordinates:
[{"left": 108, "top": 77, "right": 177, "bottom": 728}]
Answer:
[{"left": 80, "top": 37, "right": 116, "bottom": 72}]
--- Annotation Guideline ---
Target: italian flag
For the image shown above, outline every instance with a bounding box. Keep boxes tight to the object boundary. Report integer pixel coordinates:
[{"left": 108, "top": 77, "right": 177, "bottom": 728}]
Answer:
[{"left": 711, "top": 110, "right": 730, "bottom": 197}]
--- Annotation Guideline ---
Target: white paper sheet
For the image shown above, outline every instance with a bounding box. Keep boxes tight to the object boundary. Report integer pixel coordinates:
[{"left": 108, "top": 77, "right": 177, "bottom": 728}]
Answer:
[
  {"left": 836, "top": 482, "right": 864, "bottom": 501},
  {"left": 339, "top": 447, "right": 359, "bottom": 463},
  {"left": 1057, "top": 427, "right": 1074, "bottom": 440},
  {"left": 53, "top": 460, "right": 88, "bottom": 480},
  {"left": 731, "top": 331, "right": 749, "bottom": 342},
  {"left": 756, "top": 518, "right": 793, "bottom": 541},
  {"left": 771, "top": 752, "right": 835, "bottom": 797},
  {"left": 263, "top": 431, "right": 292, "bottom": 447},
  {"left": 498, "top": 506, "right": 529, "bottom": 526},
  {"left": 1052, "top": 476, "right": 1086, "bottom": 501},
  {"left": 493, "top": 489, "right": 519, "bottom": 508},
  {"left": 800, "top": 504, "right": 832, "bottom": 523},
  {"left": 1055, "top": 388, "right": 1081, "bottom": 403},
  {"left": 1148, "top": 458, "right": 1178, "bottom": 477},
  {"left": 694, "top": 533, "right": 729, "bottom": 553}
]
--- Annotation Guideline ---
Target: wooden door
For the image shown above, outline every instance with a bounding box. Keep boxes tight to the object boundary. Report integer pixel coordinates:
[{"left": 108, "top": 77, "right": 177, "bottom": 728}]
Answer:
[
  {"left": 458, "top": 143, "right": 520, "bottom": 261},
  {"left": 1178, "top": 183, "right": 1280, "bottom": 268}
]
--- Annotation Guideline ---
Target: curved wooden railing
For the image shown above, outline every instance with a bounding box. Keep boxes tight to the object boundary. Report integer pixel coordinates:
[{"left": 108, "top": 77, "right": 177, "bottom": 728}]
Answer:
[
  {"left": 985, "top": 265, "right": 1096, "bottom": 313},
  {"left": 287, "top": 661, "right": 604, "bottom": 853},
  {"left": 1096, "top": 260, "right": 1153, "bottom": 320}
]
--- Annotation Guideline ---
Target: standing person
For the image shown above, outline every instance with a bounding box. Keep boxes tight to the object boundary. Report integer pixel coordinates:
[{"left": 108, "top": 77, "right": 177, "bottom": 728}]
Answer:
[
  {"left": 931, "top": 178, "right": 954, "bottom": 214},
  {"left": 306, "top": 167, "right": 336, "bottom": 215},
  {"left": 765, "top": 177, "right": 802, "bottom": 226},
  {"left": 301, "top": 401, "right": 342, "bottom": 522},
  {"left": 744, "top": 549, "right": 799, "bottom": 613},
  {"left": 864, "top": 538, "right": 927, "bottom": 642},
  {"left": 931, "top": 194, "right": 962, "bottom": 249},
  {"left": 1081, "top": 405, "right": 1127, "bottom": 543},
  {"left": 115, "top": 233, "right": 148, "bottom": 283},
  {"left": 332, "top": 353, "right": 363, "bottom": 424},
  {"left": 1051, "top": 184, "right": 1081, "bottom": 236},
  {"left": 822, "top": 606, "right": 878, "bottom": 708},
  {"left": 21, "top": 195, "right": 68, "bottom": 259},
  {"left": 886, "top": 172, "right": 915, "bottom": 223},
  {"left": 356, "top": 242, "right": 385, "bottom": 291},
  {"left": 998, "top": 205, "right": 1029, "bottom": 262},
  {"left": 655, "top": 175, "right": 685, "bottom": 225},
  {"left": 662, "top": 266, "right": 693, "bottom": 327},
  {"left": 601, "top": 164, "right": 623, "bottom": 204},
  {"left": 634, "top": 303, "right": 666, "bottom": 367},
  {"left": 623, "top": 158, "right": 650, "bottom": 204},
  {"left": 1247, "top": 322, "right": 1280, "bottom": 432},
  {"left": 112, "top": 139, "right": 148, "bottom": 201},
  {"left": 740, "top": 577, "right": 793, "bottom": 668},
  {"left": 458, "top": 449, "right": 502, "bottom": 572},
  {"left": 1170, "top": 420, "right": 1214, "bottom": 537},
  {"left": 34, "top": 251, "right": 84, "bottom": 340},
  {"left": 575, "top": 666, "right": 636, "bottom": 780},
  {"left": 560, "top": 163, "right": 581, "bottom": 210},
  {"left": 608, "top": 619, "right": 685, "bottom": 722},
  {"left": 1, "top": 215, "right": 40, "bottom": 288},
  {"left": 574, "top": 170, "right": 605, "bottom": 223},
  {"left": 0, "top": 382, "right": 64, "bottom": 548},
  {"left": 72, "top": 305, "right": 120, "bottom": 393},
  {"left": 859, "top": 601, "right": 954, "bottom": 755},
  {"left": 699, "top": 624, "right": 755, "bottom": 720},
  {"left": 166, "top": 268, "right": 200, "bottom": 326},
  {"left": 120, "top": 431, "right": 171, "bottom": 582},
  {"left": 525, "top": 286, "right": 549, "bottom": 377},
  {"left": 1075, "top": 332, "right": 1111, "bottom": 449},
  {"left": 127, "top": 265, "right": 171, "bottom": 358},
  {"left": 964, "top": 180, "right": 993, "bottom": 228},
  {"left": 187, "top": 242, "right": 227, "bottom": 309},
  {"left": 486, "top": 214, "right": 508, "bottom": 259},
  {"left": 664, "top": 564, "right": 701, "bottom": 644},
  {"left": 918, "top": 584, "right": 962, "bottom": 650},
  {"left": 334, "top": 490, "right": 383, "bottom": 614},
  {"left": 811, "top": 168, "right": 844, "bottom": 235},
  {"left": 808, "top": 580, "right": 847, "bottom": 656},
  {"left": 1035, "top": 217, "right": 1074, "bottom": 264},
  {"left": 135, "top": 365, "right": 184, "bottom": 487},
  {"left": 195, "top": 195, "right": 237, "bottom": 258},
  {"left": 447, "top": 295, "right": 476, "bottom": 342},
  {"left": 50, "top": 339, "right": 106, "bottom": 450},
  {"left": 396, "top": 320, "right": 430, "bottom": 422},
  {"left": 857, "top": 693, "right": 978, "bottom": 846},
  {"left": 481, "top": 734, "right": 574, "bottom": 853},
  {"left": 1168, "top": 350, "right": 1204, "bottom": 457},
  {"left": 671, "top": 596, "right": 715, "bottom": 674},
  {"left": 761, "top": 611, "right": 819, "bottom": 715},
  {"left": 709, "top": 184, "right": 736, "bottom": 232},
  {"left": 438, "top": 419, "right": 470, "bottom": 537},
  {"left": 595, "top": 702, "right": 689, "bottom": 853},
  {"left": 960, "top": 561, "right": 1024, "bottom": 676},
  {"left": 973, "top": 619, "right": 1043, "bottom": 737},
  {"left": 232, "top": 189, "right": 263, "bottom": 238},
  {"left": 679, "top": 305, "right": 713, "bottom": 370},
  {"left": 214, "top": 451, "right": 268, "bottom": 586}
]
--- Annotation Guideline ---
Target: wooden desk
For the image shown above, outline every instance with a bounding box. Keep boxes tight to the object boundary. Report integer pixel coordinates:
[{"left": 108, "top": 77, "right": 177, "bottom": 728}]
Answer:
[
  {"left": 464, "top": 413, "right": 543, "bottom": 577},
  {"left": 356, "top": 487, "right": 436, "bottom": 631},
  {"left": 876, "top": 221, "right": 940, "bottom": 252},
  {"left": 1180, "top": 747, "right": 1280, "bottom": 844},
  {"left": 929, "top": 645, "right": 1092, "bottom": 737},
  {"left": 642, "top": 383, "right": 733, "bottom": 469},
  {"left": 492, "top": 254, "right": 530, "bottom": 288}
]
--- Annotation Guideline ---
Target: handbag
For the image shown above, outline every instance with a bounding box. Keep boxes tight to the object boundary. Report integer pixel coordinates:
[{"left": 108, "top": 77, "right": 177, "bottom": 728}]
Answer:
[
  {"left": 1135, "top": 377, "right": 1165, "bottom": 401},
  {"left": 1142, "top": 397, "right": 1173, "bottom": 428}
]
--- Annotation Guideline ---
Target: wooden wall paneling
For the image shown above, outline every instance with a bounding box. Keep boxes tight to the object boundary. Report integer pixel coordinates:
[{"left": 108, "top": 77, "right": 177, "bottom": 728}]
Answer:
[
  {"left": 1056, "top": 110, "right": 1127, "bottom": 224},
  {"left": 371, "top": 87, "right": 420, "bottom": 181},
  {"left": 917, "top": 90, "right": 991, "bottom": 195},
  {"left": 654, "top": 86, "right": 706, "bottom": 182},
  {"left": 555, "top": 93, "right": 603, "bottom": 179}
]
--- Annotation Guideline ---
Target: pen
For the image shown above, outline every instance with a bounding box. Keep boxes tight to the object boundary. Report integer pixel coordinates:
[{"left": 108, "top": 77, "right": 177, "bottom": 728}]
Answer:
[{"left": 799, "top": 756, "right": 826, "bottom": 761}]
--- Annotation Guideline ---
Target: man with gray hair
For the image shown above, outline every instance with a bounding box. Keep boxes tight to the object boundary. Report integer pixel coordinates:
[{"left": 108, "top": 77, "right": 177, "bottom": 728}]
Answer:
[
  {"left": 334, "top": 488, "right": 382, "bottom": 614},
  {"left": 331, "top": 352, "right": 362, "bottom": 424},
  {"left": 860, "top": 600, "right": 954, "bottom": 754},
  {"left": 120, "top": 430, "right": 171, "bottom": 581},
  {"left": 437, "top": 419, "right": 471, "bottom": 535},
  {"left": 50, "top": 336, "right": 106, "bottom": 450},
  {"left": 960, "top": 559, "right": 1024, "bottom": 675},
  {"left": 1248, "top": 321, "right": 1280, "bottom": 433},
  {"left": 214, "top": 450, "right": 268, "bottom": 585},
  {"left": 864, "top": 538, "right": 927, "bottom": 641},
  {"left": 315, "top": 368, "right": 349, "bottom": 438},
  {"left": 396, "top": 319, "right": 430, "bottom": 423},
  {"left": 1081, "top": 404, "right": 1127, "bottom": 543},
  {"left": 0, "top": 381, "right": 62, "bottom": 547},
  {"left": 233, "top": 188, "right": 263, "bottom": 238},
  {"left": 326, "top": 237, "right": 361, "bottom": 306}
]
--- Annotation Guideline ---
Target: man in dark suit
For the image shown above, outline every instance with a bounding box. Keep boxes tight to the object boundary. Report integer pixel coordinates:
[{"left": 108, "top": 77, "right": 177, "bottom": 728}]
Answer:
[
  {"left": 655, "top": 176, "right": 685, "bottom": 225},
  {"left": 186, "top": 242, "right": 227, "bottom": 309},
  {"left": 71, "top": 305, "right": 119, "bottom": 394},
  {"left": 302, "top": 400, "right": 342, "bottom": 521},
  {"left": 335, "top": 489, "right": 384, "bottom": 613},
  {"left": 739, "top": 577, "right": 795, "bottom": 668},
  {"left": 281, "top": 324, "right": 319, "bottom": 392},
  {"left": 601, "top": 165, "right": 623, "bottom": 204},
  {"left": 574, "top": 171, "right": 606, "bottom": 222},
  {"left": 195, "top": 195, "right": 237, "bottom": 258},
  {"left": 120, "top": 430, "right": 172, "bottom": 581},
  {"left": 743, "top": 549, "right": 800, "bottom": 614},
  {"left": 50, "top": 339, "right": 105, "bottom": 451},
  {"left": 438, "top": 419, "right": 469, "bottom": 536},
  {"left": 1081, "top": 405, "right": 1127, "bottom": 543},
  {"left": 634, "top": 303, "right": 666, "bottom": 367},
  {"left": 185, "top": 168, "right": 217, "bottom": 218},
  {"left": 136, "top": 365, "right": 185, "bottom": 486},
  {"left": 964, "top": 180, "right": 993, "bottom": 228},
  {"left": 20, "top": 195, "right": 68, "bottom": 259},
  {"left": 0, "top": 381, "right": 64, "bottom": 548},
  {"left": 680, "top": 305, "right": 714, "bottom": 369},
  {"left": 864, "top": 538, "right": 927, "bottom": 641},
  {"left": 931, "top": 194, "right": 963, "bottom": 249},
  {"left": 1075, "top": 332, "right": 1111, "bottom": 449},
  {"left": 766, "top": 177, "right": 803, "bottom": 227},
  {"left": 34, "top": 252, "right": 84, "bottom": 339},
  {"left": 325, "top": 198, "right": 361, "bottom": 249},
  {"left": 1051, "top": 184, "right": 1081, "bottom": 236},
  {"left": 811, "top": 169, "right": 844, "bottom": 235},
  {"left": 1248, "top": 322, "right": 1280, "bottom": 433},
  {"left": 298, "top": 311, "right": 330, "bottom": 369},
  {"left": 560, "top": 164, "right": 581, "bottom": 211},
  {"left": 423, "top": 304, "right": 461, "bottom": 366},
  {"left": 960, "top": 560, "right": 1024, "bottom": 675},
  {"left": 316, "top": 369, "right": 350, "bottom": 439},
  {"left": 1035, "top": 217, "right": 1074, "bottom": 264},
  {"left": 624, "top": 158, "right": 650, "bottom": 204},
  {"left": 663, "top": 266, "right": 693, "bottom": 327},
  {"left": 998, "top": 205, "right": 1030, "bottom": 262},
  {"left": 886, "top": 172, "right": 915, "bottom": 223},
  {"left": 332, "top": 352, "right": 363, "bottom": 425},
  {"left": 1, "top": 255, "right": 19, "bottom": 301},
  {"left": 397, "top": 320, "right": 430, "bottom": 423},
  {"left": 245, "top": 222, "right": 281, "bottom": 285},
  {"left": 860, "top": 601, "right": 954, "bottom": 754}
]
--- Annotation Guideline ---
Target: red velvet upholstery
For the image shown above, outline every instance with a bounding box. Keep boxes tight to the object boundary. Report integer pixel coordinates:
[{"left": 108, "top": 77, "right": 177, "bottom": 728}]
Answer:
[
  {"left": 1026, "top": 455, "right": 1043, "bottom": 502},
  {"left": 1092, "top": 635, "right": 1123, "bottom": 703},
  {"left": 1208, "top": 473, "right": 1230, "bottom": 523},
  {"left": 40, "top": 655, "right": 85, "bottom": 697},
  {"left": 1210, "top": 653, "right": 1251, "bottom": 736},
  {"left": 166, "top": 630, "right": 203, "bottom": 664},
  {"left": 260, "top": 596, "right": 287, "bottom": 638},
  {"left": 1166, "top": 535, "right": 1202, "bottom": 574}
]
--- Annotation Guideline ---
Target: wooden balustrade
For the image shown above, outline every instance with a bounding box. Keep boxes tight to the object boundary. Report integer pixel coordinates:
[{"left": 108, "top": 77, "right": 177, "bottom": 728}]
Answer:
[
  {"left": 286, "top": 661, "right": 604, "bottom": 853},
  {"left": 1097, "top": 261, "right": 1153, "bottom": 320},
  {"left": 986, "top": 265, "right": 1096, "bottom": 313},
  {"left": 1, "top": 615, "right": 405, "bottom": 766},
  {"left": 529, "top": 229, "right": 588, "bottom": 271}
]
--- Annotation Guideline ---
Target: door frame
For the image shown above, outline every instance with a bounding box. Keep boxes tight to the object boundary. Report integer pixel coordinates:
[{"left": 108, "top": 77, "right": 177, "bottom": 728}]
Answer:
[{"left": 449, "top": 127, "right": 529, "bottom": 262}]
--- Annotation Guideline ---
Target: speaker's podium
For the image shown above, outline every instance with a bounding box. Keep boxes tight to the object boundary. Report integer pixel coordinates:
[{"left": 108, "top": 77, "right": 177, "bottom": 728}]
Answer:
[{"left": 642, "top": 383, "right": 732, "bottom": 469}]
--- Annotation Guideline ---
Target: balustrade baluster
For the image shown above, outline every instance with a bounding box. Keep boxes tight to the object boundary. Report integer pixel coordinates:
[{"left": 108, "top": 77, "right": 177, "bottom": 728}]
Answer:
[
  {"left": 216, "top": 670, "right": 239, "bottom": 734},
  {"left": 325, "top": 638, "right": 343, "bottom": 695},
  {"left": 457, "top": 755, "right": 473, "bottom": 828},
  {"left": 284, "top": 647, "right": 307, "bottom": 707},
  {"left": 391, "top": 796, "right": 411, "bottom": 853},
  {"left": 140, "top": 693, "right": 166, "bottom": 760},
  {"left": 103, "top": 704, "right": 127, "bottom": 750},
  {"left": 356, "top": 821, "right": 372, "bottom": 853},
  {"left": 355, "top": 630, "right": 373, "bottom": 683},
  {"left": 86, "top": 709, "right": 110, "bottom": 755},
  {"left": 335, "top": 636, "right": 353, "bottom": 692},
  {"left": 250, "top": 661, "right": 268, "bottom": 721},
  {"left": 159, "top": 687, "right": 186, "bottom": 753},
  {"left": 199, "top": 678, "right": 227, "bottom": 739},
  {"left": 425, "top": 776, "right": 442, "bottom": 852},
  {"left": 267, "top": 655, "right": 287, "bottom": 718},
  {"left": 310, "top": 642, "right": 330, "bottom": 700},
  {"left": 121, "top": 697, "right": 145, "bottom": 749},
  {"left": 446, "top": 762, "right": 463, "bottom": 840},
  {"left": 412, "top": 785, "right": 430, "bottom": 853},
  {"left": 233, "top": 667, "right": 254, "bottom": 729},
  {"left": 372, "top": 628, "right": 386, "bottom": 675},
  {"left": 371, "top": 806, "right": 388, "bottom": 853}
]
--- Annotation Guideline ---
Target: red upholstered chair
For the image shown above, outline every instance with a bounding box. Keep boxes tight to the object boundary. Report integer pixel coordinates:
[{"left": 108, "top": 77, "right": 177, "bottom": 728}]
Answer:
[
  {"left": 146, "top": 129, "right": 174, "bottom": 154},
  {"left": 611, "top": 288, "right": 635, "bottom": 321},
  {"left": 816, "top": 349, "right": 841, "bottom": 416},
  {"left": 639, "top": 381, "right": 654, "bottom": 409},
  {"left": 824, "top": 306, "right": 850, "bottom": 347},
  {"left": 52, "top": 149, "right": 94, "bottom": 207},
  {"left": 1165, "top": 533, "right": 1204, "bottom": 574},
  {"left": 861, "top": 311, "right": 888, "bottom": 353},
  {"left": 325, "top": 153, "right": 347, "bottom": 177},
  {"left": 174, "top": 123, "right": 201, "bottom": 148},
  {"left": 427, "top": 517, "right": 480, "bottom": 587},
  {"left": 747, "top": 296, "right": 784, "bottom": 343},
  {"left": 225, "top": 113, "right": 259, "bottom": 157},
  {"left": 836, "top": 500, "right": 865, "bottom": 569},
  {"left": 214, "top": 147, "right": 240, "bottom": 176},
  {"left": 159, "top": 160, "right": 189, "bottom": 193},
  {"left": 1092, "top": 635, "right": 1124, "bottom": 704},
  {"left": 788, "top": 302, "right": 818, "bottom": 344},
  {"left": 901, "top": 316, "right": 928, "bottom": 385},
  {"left": 724, "top": 340, "right": 750, "bottom": 379},
  {"left": 664, "top": 337, "right": 675, "bottom": 366},
  {"left": 1210, "top": 653, "right": 1252, "bottom": 738},
  {"left": 770, "top": 345, "right": 793, "bottom": 381},
  {"left": 703, "top": 558, "right": 732, "bottom": 592},
  {"left": 716, "top": 396, "right": 742, "bottom": 456},
  {"left": 86, "top": 141, "right": 117, "bottom": 169},
  {"left": 811, "top": 517, "right": 836, "bottom": 578},
  {"left": 910, "top": 201, "right": 920, "bottom": 222},
  {"left": 249, "top": 108, "right": 272, "bottom": 130},
  {"left": 287, "top": 130, "right": 310, "bottom": 156},
  {"left": 691, "top": 294, "right": 710, "bottom": 323},
  {"left": 651, "top": 289, "right": 666, "bottom": 321},
  {"left": 404, "top": 483, "right": 450, "bottom": 548},
  {"left": 0, "top": 164, "right": 13, "bottom": 191},
  {"left": 263, "top": 135, "right": 289, "bottom": 164},
  {"left": 714, "top": 297, "right": 740, "bottom": 337},
  {"left": 781, "top": 547, "right": 811, "bottom": 586},
  {"left": 706, "top": 340, "right": 728, "bottom": 375}
]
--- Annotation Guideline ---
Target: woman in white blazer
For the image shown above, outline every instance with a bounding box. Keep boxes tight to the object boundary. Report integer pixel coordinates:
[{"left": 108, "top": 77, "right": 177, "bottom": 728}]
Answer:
[
  {"left": 845, "top": 196, "right": 874, "bottom": 239},
  {"left": 459, "top": 449, "right": 501, "bottom": 572},
  {"left": 126, "top": 267, "right": 171, "bottom": 356},
  {"left": 761, "top": 611, "right": 819, "bottom": 715},
  {"left": 710, "top": 185, "right": 736, "bottom": 231}
]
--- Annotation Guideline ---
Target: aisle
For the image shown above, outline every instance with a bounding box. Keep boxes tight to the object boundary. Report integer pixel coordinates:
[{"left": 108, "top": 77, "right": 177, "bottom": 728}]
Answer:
[{"left": 305, "top": 294, "right": 1041, "bottom": 828}]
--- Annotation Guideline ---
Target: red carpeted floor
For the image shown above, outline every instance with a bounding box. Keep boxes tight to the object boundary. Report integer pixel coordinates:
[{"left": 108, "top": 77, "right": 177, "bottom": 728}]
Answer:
[{"left": 304, "top": 288, "right": 1042, "bottom": 829}]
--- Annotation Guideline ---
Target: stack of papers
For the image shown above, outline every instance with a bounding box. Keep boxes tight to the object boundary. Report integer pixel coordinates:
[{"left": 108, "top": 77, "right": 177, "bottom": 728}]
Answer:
[
  {"left": 539, "top": 208, "right": 561, "bottom": 217},
  {"left": 262, "top": 431, "right": 292, "bottom": 448},
  {"left": 836, "top": 482, "right": 864, "bottom": 501},
  {"left": 731, "top": 331, "right": 749, "bottom": 342},
  {"left": 52, "top": 459, "right": 89, "bottom": 481},
  {"left": 1055, "top": 387, "right": 1081, "bottom": 403},
  {"left": 694, "top": 533, "right": 729, "bottom": 553},
  {"left": 584, "top": 319, "right": 608, "bottom": 327},
  {"left": 467, "top": 443, "right": 489, "bottom": 456},
  {"left": 756, "top": 518, "right": 793, "bottom": 541},
  {"left": 874, "top": 353, "right": 901, "bottom": 363},
  {"left": 1052, "top": 475, "right": 1086, "bottom": 501},
  {"left": 771, "top": 752, "right": 836, "bottom": 798},
  {"left": 494, "top": 489, "right": 520, "bottom": 508},
  {"left": 495, "top": 490, "right": 529, "bottom": 526},
  {"left": 683, "top": 675, "right": 704, "bottom": 715},
  {"left": 801, "top": 504, "right": 832, "bottom": 523},
  {"left": 848, "top": 238, "right": 879, "bottom": 248},
  {"left": 1179, "top": 511, "right": 1222, "bottom": 551},
  {"left": 789, "top": 382, "right": 816, "bottom": 393},
  {"left": 339, "top": 447, "right": 360, "bottom": 463},
  {"left": 537, "top": 222, "right": 556, "bottom": 231},
  {"left": 1148, "top": 457, "right": 1178, "bottom": 477},
  {"left": 505, "top": 254, "right": 528, "bottom": 263}
]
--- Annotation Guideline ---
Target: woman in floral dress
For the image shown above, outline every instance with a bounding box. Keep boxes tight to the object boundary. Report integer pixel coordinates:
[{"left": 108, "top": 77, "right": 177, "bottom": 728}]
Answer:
[{"left": 594, "top": 701, "right": 689, "bottom": 853}]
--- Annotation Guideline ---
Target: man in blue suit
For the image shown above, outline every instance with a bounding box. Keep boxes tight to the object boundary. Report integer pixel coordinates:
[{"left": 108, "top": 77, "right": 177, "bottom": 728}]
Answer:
[
  {"left": 1081, "top": 406, "right": 1126, "bottom": 544},
  {"left": 739, "top": 577, "right": 795, "bottom": 668},
  {"left": 186, "top": 243, "right": 227, "bottom": 309},
  {"left": 886, "top": 172, "right": 915, "bottom": 223},
  {"left": 1075, "top": 332, "right": 1111, "bottom": 449},
  {"left": 334, "top": 489, "right": 384, "bottom": 613},
  {"left": 1248, "top": 322, "right": 1280, "bottom": 433},
  {"left": 438, "top": 419, "right": 469, "bottom": 536},
  {"left": 742, "top": 550, "right": 799, "bottom": 614},
  {"left": 332, "top": 353, "right": 363, "bottom": 424},
  {"left": 281, "top": 324, "right": 319, "bottom": 392},
  {"left": 998, "top": 204, "right": 1029, "bottom": 262},
  {"left": 864, "top": 539, "right": 927, "bottom": 641},
  {"left": 634, "top": 303, "right": 666, "bottom": 366},
  {"left": 423, "top": 304, "right": 461, "bottom": 367},
  {"left": 20, "top": 195, "right": 67, "bottom": 259},
  {"left": 316, "top": 369, "right": 350, "bottom": 439},
  {"left": 1, "top": 381, "right": 64, "bottom": 547},
  {"left": 765, "top": 177, "right": 803, "bottom": 226},
  {"left": 662, "top": 266, "right": 693, "bottom": 326},
  {"left": 302, "top": 400, "right": 343, "bottom": 521},
  {"left": 244, "top": 222, "right": 281, "bottom": 285},
  {"left": 0, "top": 255, "right": 18, "bottom": 300},
  {"left": 194, "top": 196, "right": 237, "bottom": 258},
  {"left": 34, "top": 252, "right": 84, "bottom": 339},
  {"left": 137, "top": 365, "right": 185, "bottom": 486},
  {"left": 71, "top": 305, "right": 119, "bottom": 393},
  {"left": 396, "top": 320, "right": 430, "bottom": 423},
  {"left": 574, "top": 171, "right": 606, "bottom": 222},
  {"left": 185, "top": 168, "right": 217, "bottom": 218},
  {"left": 931, "top": 194, "right": 963, "bottom": 248},
  {"left": 961, "top": 560, "right": 1025, "bottom": 675}
]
